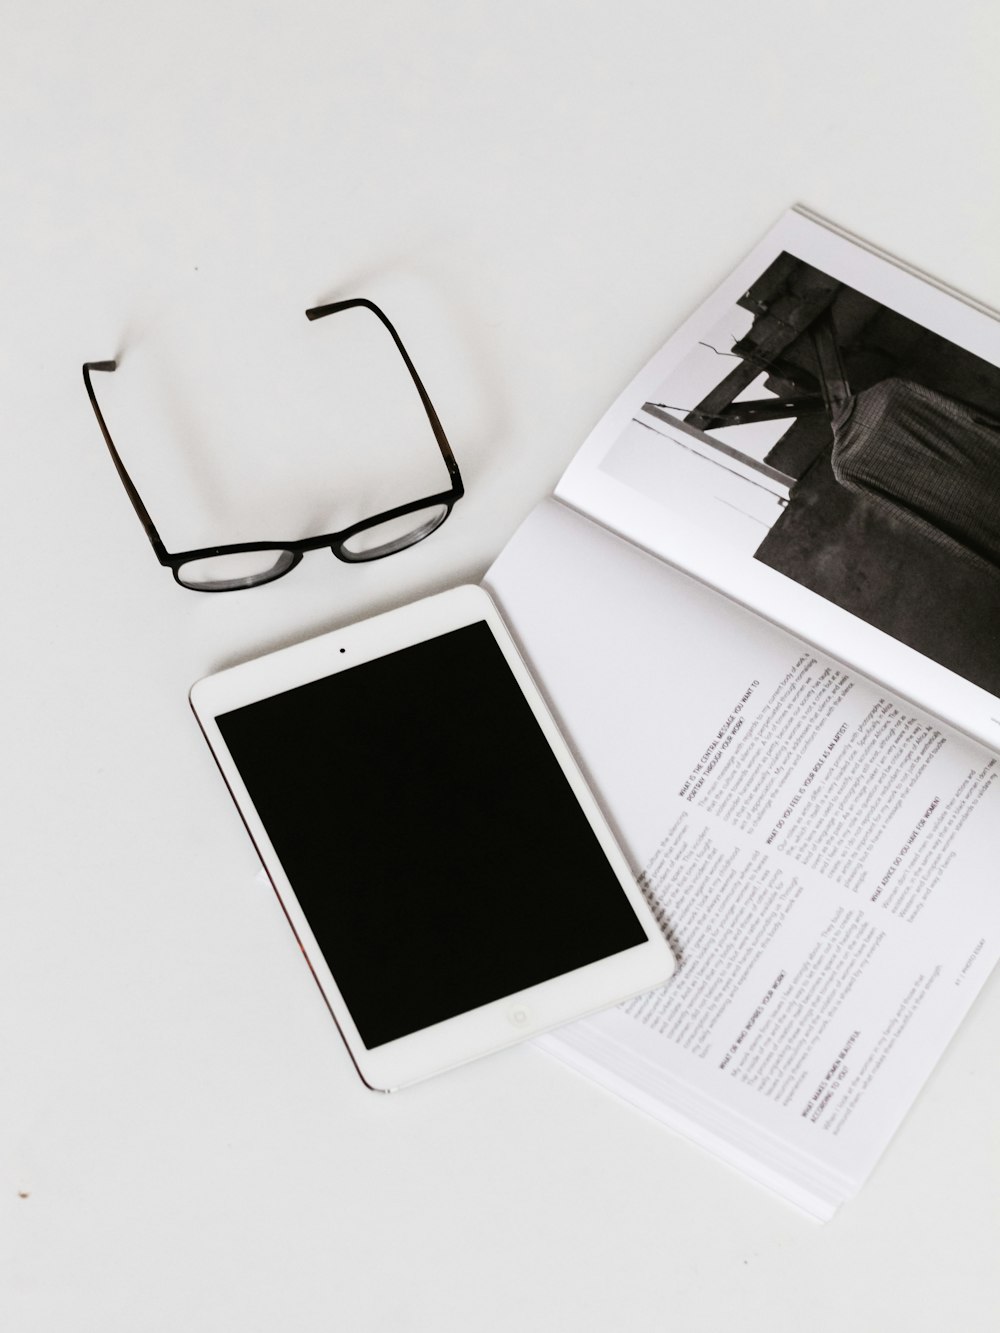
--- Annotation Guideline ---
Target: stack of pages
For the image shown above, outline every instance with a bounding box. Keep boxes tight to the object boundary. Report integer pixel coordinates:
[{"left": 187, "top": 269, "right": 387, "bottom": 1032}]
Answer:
[{"left": 484, "top": 210, "right": 1000, "bottom": 1219}]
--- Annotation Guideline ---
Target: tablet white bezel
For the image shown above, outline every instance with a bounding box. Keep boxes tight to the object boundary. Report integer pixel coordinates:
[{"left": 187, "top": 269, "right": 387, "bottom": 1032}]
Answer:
[{"left": 190, "top": 584, "right": 675, "bottom": 1091}]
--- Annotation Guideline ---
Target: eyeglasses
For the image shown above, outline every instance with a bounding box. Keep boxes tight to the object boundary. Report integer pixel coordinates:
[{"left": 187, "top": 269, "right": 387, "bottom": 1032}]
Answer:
[{"left": 82, "top": 298, "right": 464, "bottom": 591}]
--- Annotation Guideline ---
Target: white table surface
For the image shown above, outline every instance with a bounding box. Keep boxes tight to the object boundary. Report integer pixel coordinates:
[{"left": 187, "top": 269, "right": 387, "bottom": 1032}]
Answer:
[{"left": 4, "top": 3, "right": 999, "bottom": 1329}]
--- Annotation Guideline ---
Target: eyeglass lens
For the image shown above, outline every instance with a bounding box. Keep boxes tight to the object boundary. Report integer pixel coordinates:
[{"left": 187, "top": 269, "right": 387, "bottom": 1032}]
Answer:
[
  {"left": 339, "top": 503, "right": 450, "bottom": 561},
  {"left": 176, "top": 548, "right": 298, "bottom": 591}
]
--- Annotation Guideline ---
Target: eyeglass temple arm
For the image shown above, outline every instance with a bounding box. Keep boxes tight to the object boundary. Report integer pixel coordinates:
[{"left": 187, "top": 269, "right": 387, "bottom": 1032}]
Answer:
[
  {"left": 82, "top": 361, "right": 168, "bottom": 558},
  {"left": 305, "top": 298, "right": 464, "bottom": 498}
]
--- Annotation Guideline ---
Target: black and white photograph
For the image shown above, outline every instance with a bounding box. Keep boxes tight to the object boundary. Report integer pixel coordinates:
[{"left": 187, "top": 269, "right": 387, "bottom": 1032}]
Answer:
[{"left": 600, "top": 252, "right": 1000, "bottom": 696}]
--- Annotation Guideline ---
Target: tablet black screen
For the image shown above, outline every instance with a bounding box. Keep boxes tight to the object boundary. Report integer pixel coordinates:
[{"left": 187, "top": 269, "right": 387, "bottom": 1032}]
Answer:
[{"left": 217, "top": 620, "right": 647, "bottom": 1048}]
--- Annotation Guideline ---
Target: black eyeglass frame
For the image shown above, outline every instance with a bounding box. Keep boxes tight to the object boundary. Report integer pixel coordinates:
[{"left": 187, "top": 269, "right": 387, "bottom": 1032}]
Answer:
[{"left": 82, "top": 298, "right": 465, "bottom": 591}]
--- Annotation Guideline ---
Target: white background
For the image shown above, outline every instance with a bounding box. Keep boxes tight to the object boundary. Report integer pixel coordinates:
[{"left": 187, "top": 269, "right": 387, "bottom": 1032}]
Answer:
[{"left": 3, "top": 3, "right": 999, "bottom": 1329}]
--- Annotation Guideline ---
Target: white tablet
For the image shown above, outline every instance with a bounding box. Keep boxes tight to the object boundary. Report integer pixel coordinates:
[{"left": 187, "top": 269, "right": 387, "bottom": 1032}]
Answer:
[{"left": 190, "top": 585, "right": 675, "bottom": 1090}]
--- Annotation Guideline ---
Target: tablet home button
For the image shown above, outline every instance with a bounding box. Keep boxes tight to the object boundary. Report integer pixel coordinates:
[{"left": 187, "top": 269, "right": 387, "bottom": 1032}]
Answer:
[{"left": 507, "top": 1003, "right": 532, "bottom": 1028}]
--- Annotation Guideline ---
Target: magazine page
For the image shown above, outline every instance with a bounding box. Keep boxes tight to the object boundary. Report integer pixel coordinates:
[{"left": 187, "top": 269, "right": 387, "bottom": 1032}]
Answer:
[
  {"left": 555, "top": 209, "right": 1000, "bottom": 752},
  {"left": 485, "top": 500, "right": 1000, "bottom": 1216}
]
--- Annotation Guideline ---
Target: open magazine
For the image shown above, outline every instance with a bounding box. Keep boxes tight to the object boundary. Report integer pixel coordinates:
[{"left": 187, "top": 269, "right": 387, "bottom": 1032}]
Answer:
[{"left": 483, "top": 209, "right": 1000, "bottom": 1219}]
